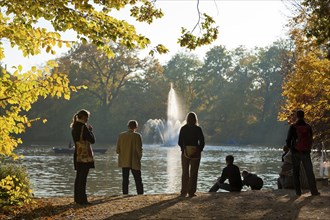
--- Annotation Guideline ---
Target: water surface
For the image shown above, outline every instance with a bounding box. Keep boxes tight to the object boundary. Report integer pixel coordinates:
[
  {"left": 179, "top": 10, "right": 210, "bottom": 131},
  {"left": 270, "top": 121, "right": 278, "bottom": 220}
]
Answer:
[{"left": 16, "top": 145, "right": 291, "bottom": 197}]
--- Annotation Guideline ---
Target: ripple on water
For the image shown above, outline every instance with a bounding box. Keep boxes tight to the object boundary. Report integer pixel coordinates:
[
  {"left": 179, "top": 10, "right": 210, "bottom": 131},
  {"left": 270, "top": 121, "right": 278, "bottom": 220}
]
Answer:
[{"left": 17, "top": 145, "right": 314, "bottom": 197}]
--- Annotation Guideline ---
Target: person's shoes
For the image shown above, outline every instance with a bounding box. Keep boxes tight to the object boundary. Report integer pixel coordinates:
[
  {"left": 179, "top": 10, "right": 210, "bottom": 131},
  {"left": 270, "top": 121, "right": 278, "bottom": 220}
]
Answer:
[
  {"left": 311, "top": 192, "right": 320, "bottom": 196},
  {"left": 189, "top": 194, "right": 197, "bottom": 198},
  {"left": 179, "top": 193, "right": 187, "bottom": 198}
]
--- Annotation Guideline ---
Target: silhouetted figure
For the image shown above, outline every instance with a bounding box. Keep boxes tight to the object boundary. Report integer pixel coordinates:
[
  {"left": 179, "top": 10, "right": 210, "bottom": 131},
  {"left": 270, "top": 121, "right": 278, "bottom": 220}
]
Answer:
[
  {"left": 286, "top": 110, "right": 319, "bottom": 196},
  {"left": 178, "top": 112, "right": 205, "bottom": 197},
  {"left": 209, "top": 155, "right": 243, "bottom": 192},
  {"left": 71, "top": 109, "right": 95, "bottom": 205},
  {"left": 117, "top": 120, "right": 144, "bottom": 195},
  {"left": 277, "top": 149, "right": 309, "bottom": 190},
  {"left": 242, "top": 171, "right": 263, "bottom": 190}
]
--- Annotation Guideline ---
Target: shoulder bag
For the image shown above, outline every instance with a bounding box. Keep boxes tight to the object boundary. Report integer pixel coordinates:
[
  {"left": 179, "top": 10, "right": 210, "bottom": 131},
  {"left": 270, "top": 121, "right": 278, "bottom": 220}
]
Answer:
[{"left": 76, "top": 126, "right": 94, "bottom": 163}]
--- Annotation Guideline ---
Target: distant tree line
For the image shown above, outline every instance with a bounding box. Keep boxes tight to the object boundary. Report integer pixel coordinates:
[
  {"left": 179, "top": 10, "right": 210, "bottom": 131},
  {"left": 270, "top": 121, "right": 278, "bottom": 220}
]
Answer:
[{"left": 22, "top": 40, "right": 294, "bottom": 146}]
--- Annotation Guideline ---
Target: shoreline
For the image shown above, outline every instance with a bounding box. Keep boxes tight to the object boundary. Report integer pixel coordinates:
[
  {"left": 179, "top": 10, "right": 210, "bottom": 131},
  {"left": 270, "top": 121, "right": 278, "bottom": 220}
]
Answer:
[{"left": 2, "top": 188, "right": 330, "bottom": 219}]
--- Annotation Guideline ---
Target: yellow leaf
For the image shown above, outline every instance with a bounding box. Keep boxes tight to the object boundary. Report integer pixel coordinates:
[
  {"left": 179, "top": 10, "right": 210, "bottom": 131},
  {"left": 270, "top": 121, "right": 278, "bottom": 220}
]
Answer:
[
  {"left": 44, "top": 66, "right": 50, "bottom": 73},
  {"left": 64, "top": 94, "right": 70, "bottom": 100}
]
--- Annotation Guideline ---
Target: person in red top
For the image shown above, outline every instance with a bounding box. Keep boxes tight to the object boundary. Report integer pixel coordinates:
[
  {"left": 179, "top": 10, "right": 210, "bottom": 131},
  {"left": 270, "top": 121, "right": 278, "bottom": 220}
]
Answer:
[{"left": 286, "top": 110, "right": 319, "bottom": 196}]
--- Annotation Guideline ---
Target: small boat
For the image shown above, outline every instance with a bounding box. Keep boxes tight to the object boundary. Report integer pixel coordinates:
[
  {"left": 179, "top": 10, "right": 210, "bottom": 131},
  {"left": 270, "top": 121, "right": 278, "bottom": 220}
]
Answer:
[{"left": 52, "top": 147, "right": 108, "bottom": 154}]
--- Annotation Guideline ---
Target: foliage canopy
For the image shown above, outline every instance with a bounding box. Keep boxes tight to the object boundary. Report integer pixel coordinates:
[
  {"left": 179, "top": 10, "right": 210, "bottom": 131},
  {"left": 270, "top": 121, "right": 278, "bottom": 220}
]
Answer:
[
  {"left": 0, "top": 0, "right": 218, "bottom": 157},
  {"left": 279, "top": 0, "right": 330, "bottom": 147}
]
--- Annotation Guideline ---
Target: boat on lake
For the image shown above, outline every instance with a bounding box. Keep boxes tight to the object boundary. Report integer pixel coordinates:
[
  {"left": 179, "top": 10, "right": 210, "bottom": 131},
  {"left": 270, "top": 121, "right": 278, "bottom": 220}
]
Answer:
[{"left": 52, "top": 147, "right": 108, "bottom": 154}]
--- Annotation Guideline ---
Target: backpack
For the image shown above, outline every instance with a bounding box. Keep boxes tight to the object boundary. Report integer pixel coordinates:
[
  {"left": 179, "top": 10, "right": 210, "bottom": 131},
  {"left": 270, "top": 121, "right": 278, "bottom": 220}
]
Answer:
[{"left": 294, "top": 124, "right": 312, "bottom": 151}]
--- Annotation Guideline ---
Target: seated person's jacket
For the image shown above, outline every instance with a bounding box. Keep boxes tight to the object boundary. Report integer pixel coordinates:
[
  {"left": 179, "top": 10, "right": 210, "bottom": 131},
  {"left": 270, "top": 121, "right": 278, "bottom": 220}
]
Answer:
[
  {"left": 218, "top": 164, "right": 243, "bottom": 190},
  {"left": 242, "top": 173, "right": 263, "bottom": 190}
]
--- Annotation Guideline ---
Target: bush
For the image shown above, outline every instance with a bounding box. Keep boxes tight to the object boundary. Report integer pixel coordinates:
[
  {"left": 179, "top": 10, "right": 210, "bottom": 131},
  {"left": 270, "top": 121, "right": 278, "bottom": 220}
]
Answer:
[{"left": 0, "top": 163, "right": 32, "bottom": 207}]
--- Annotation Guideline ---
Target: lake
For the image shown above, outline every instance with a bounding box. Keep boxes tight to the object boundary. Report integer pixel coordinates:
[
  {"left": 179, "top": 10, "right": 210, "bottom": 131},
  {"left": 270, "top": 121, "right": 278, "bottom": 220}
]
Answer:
[{"left": 13, "top": 144, "right": 322, "bottom": 197}]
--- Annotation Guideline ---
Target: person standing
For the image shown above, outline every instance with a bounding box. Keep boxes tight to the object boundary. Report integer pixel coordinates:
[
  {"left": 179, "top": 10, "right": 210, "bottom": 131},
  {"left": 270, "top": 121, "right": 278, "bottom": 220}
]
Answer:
[
  {"left": 117, "top": 120, "right": 144, "bottom": 195},
  {"left": 286, "top": 110, "right": 320, "bottom": 196},
  {"left": 71, "top": 109, "right": 95, "bottom": 205},
  {"left": 178, "top": 112, "right": 205, "bottom": 197},
  {"left": 209, "top": 155, "right": 243, "bottom": 192}
]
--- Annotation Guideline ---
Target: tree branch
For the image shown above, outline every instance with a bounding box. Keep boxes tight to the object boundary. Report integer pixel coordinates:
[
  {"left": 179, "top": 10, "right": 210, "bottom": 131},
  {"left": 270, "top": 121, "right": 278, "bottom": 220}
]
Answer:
[{"left": 191, "top": 0, "right": 201, "bottom": 33}]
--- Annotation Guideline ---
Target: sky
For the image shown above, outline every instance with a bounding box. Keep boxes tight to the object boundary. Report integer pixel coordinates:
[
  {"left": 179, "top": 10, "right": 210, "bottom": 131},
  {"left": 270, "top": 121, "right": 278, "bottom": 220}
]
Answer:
[{"left": 1, "top": 0, "right": 293, "bottom": 71}]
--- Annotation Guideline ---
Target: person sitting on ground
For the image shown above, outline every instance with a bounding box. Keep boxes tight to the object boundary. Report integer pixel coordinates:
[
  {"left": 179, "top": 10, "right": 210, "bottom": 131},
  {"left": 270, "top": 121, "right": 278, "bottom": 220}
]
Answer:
[
  {"left": 242, "top": 170, "right": 263, "bottom": 190},
  {"left": 209, "top": 155, "right": 243, "bottom": 192},
  {"left": 278, "top": 147, "right": 294, "bottom": 189},
  {"left": 277, "top": 149, "right": 309, "bottom": 190}
]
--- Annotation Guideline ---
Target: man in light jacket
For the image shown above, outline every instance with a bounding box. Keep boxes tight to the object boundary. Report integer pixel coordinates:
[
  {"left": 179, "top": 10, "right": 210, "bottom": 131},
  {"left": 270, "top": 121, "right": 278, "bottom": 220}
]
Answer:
[{"left": 116, "top": 120, "right": 144, "bottom": 195}]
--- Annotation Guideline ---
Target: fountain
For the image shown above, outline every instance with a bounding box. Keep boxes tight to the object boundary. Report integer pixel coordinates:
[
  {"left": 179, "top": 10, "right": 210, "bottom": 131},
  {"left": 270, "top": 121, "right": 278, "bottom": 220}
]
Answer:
[{"left": 142, "top": 84, "right": 183, "bottom": 146}]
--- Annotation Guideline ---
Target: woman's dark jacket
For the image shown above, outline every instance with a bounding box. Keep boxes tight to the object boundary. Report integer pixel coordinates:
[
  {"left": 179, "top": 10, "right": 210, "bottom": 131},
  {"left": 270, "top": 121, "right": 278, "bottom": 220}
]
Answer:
[
  {"left": 71, "top": 121, "right": 95, "bottom": 170},
  {"left": 178, "top": 124, "right": 205, "bottom": 152}
]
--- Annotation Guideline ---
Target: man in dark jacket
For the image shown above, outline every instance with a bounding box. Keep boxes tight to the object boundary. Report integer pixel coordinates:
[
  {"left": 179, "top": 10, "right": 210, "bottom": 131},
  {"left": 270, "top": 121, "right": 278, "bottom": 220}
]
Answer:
[
  {"left": 209, "top": 155, "right": 243, "bottom": 192},
  {"left": 286, "top": 110, "right": 319, "bottom": 196},
  {"left": 242, "top": 171, "right": 263, "bottom": 190}
]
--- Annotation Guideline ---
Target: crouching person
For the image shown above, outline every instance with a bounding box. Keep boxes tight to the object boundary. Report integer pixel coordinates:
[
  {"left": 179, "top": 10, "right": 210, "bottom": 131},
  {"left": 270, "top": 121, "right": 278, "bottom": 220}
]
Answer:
[
  {"left": 242, "top": 170, "right": 263, "bottom": 190},
  {"left": 209, "top": 155, "right": 243, "bottom": 192}
]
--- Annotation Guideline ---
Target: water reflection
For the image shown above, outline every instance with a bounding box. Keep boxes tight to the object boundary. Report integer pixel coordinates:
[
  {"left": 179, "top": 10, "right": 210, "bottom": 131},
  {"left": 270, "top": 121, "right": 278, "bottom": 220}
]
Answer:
[
  {"left": 166, "top": 147, "right": 181, "bottom": 192},
  {"left": 15, "top": 145, "right": 293, "bottom": 197}
]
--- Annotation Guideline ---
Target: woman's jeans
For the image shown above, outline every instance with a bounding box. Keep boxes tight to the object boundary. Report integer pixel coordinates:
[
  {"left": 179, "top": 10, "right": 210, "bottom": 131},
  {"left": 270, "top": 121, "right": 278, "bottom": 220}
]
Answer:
[{"left": 181, "top": 153, "right": 201, "bottom": 196}]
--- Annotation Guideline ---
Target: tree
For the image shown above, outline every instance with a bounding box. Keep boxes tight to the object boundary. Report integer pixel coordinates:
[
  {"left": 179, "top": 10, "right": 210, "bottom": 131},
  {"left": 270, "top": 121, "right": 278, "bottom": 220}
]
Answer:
[
  {"left": 111, "top": 58, "right": 168, "bottom": 143},
  {"left": 191, "top": 44, "right": 289, "bottom": 144},
  {"left": 56, "top": 44, "right": 166, "bottom": 141},
  {"left": 0, "top": 0, "right": 219, "bottom": 156},
  {"left": 58, "top": 43, "right": 145, "bottom": 111},
  {"left": 193, "top": 45, "right": 232, "bottom": 141},
  {"left": 279, "top": 1, "right": 330, "bottom": 148},
  {"left": 291, "top": 0, "right": 330, "bottom": 58},
  {"left": 254, "top": 41, "right": 294, "bottom": 129},
  {"left": 135, "top": 58, "right": 167, "bottom": 121},
  {"left": 163, "top": 52, "right": 203, "bottom": 113},
  {"left": 19, "top": 56, "right": 166, "bottom": 144},
  {"left": 0, "top": 62, "right": 75, "bottom": 158},
  {"left": 279, "top": 36, "right": 330, "bottom": 148}
]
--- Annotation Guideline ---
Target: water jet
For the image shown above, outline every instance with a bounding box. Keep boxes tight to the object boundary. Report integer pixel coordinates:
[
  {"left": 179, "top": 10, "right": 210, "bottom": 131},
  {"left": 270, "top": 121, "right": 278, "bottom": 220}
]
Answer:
[{"left": 143, "top": 84, "right": 182, "bottom": 146}]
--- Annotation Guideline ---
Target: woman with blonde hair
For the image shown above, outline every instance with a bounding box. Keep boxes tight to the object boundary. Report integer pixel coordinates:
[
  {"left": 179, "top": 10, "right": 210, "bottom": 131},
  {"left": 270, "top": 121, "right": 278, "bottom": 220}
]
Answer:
[{"left": 178, "top": 112, "right": 205, "bottom": 197}]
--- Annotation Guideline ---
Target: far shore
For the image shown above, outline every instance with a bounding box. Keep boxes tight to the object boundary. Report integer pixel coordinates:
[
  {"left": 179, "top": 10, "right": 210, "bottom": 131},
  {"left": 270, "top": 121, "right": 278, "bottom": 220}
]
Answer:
[{"left": 2, "top": 188, "right": 330, "bottom": 219}]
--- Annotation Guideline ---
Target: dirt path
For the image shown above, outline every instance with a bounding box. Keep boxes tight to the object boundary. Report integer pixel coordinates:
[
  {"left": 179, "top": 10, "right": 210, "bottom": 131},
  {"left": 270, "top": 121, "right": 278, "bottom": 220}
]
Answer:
[{"left": 2, "top": 189, "right": 330, "bottom": 219}]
